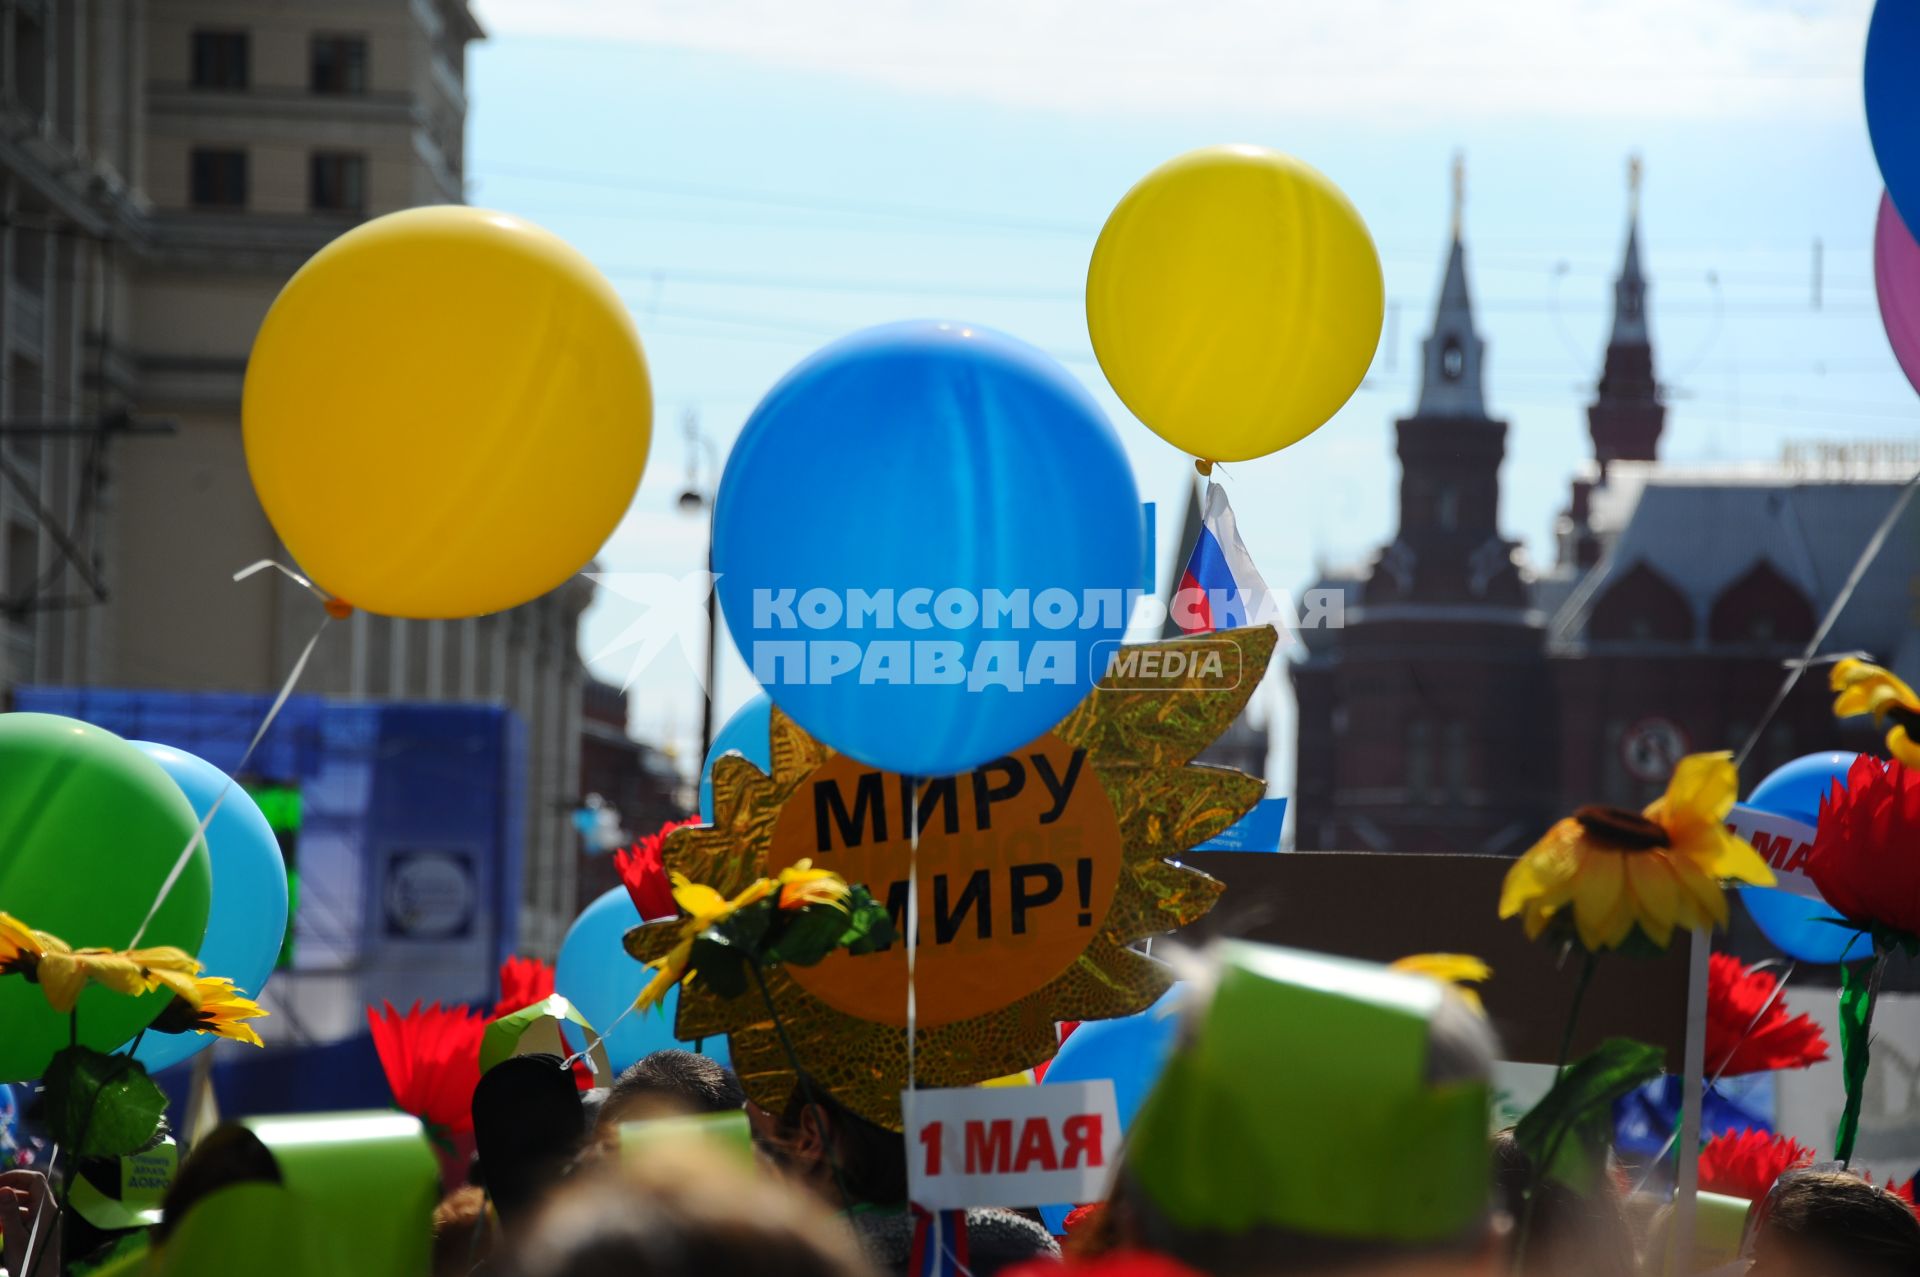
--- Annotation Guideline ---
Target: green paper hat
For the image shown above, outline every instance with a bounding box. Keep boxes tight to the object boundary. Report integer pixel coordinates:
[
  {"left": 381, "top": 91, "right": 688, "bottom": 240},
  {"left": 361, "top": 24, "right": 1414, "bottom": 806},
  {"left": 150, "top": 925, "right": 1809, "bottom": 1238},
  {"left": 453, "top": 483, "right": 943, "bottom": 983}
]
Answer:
[
  {"left": 482, "top": 994, "right": 611, "bottom": 1079},
  {"left": 239, "top": 1111, "right": 441, "bottom": 1277},
  {"left": 1126, "top": 941, "right": 1491, "bottom": 1245},
  {"left": 617, "top": 1109, "right": 756, "bottom": 1168},
  {"left": 146, "top": 1182, "right": 328, "bottom": 1277},
  {"left": 71, "top": 1138, "right": 176, "bottom": 1232}
]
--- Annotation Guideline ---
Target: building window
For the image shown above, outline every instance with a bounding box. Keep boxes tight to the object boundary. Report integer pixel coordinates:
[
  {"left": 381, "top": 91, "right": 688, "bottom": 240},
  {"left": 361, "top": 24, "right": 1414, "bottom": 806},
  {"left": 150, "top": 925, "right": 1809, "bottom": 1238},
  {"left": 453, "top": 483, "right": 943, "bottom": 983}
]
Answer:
[
  {"left": 191, "top": 30, "right": 249, "bottom": 90},
  {"left": 6, "top": 520, "right": 35, "bottom": 597},
  {"left": 310, "top": 152, "right": 367, "bottom": 214},
  {"left": 1406, "top": 720, "right": 1433, "bottom": 803},
  {"left": 310, "top": 35, "right": 369, "bottom": 95},
  {"left": 1436, "top": 485, "right": 1459, "bottom": 531},
  {"left": 190, "top": 149, "right": 248, "bottom": 209},
  {"left": 1443, "top": 722, "right": 1469, "bottom": 799},
  {"left": 1441, "top": 337, "right": 1465, "bottom": 381}
]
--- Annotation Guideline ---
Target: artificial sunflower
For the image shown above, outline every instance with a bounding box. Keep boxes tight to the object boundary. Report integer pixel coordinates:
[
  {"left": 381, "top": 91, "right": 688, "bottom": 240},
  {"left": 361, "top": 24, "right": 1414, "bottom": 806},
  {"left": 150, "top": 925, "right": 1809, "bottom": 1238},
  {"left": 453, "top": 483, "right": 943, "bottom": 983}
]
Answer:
[
  {"left": 153, "top": 976, "right": 269, "bottom": 1047},
  {"left": 633, "top": 872, "right": 780, "bottom": 1013},
  {"left": 0, "top": 911, "right": 201, "bottom": 1013},
  {"left": 1499, "top": 752, "right": 1775, "bottom": 951},
  {"left": 1830, "top": 657, "right": 1920, "bottom": 767},
  {"left": 1389, "top": 953, "right": 1491, "bottom": 1014}
]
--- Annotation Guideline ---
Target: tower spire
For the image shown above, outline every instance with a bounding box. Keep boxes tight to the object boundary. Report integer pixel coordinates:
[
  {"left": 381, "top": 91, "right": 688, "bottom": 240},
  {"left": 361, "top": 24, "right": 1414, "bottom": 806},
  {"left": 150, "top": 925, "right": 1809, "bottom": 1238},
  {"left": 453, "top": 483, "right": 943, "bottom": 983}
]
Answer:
[
  {"left": 1415, "top": 152, "right": 1487, "bottom": 420},
  {"left": 1588, "top": 152, "right": 1663, "bottom": 469}
]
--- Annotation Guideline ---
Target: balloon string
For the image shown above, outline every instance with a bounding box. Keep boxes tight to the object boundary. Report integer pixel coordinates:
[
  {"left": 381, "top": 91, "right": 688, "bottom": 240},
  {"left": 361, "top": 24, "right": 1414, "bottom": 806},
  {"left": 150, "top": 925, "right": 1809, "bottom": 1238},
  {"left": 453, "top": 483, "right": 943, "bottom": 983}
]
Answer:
[
  {"left": 562, "top": 1007, "right": 629, "bottom": 1077},
  {"left": 1733, "top": 464, "right": 1920, "bottom": 770},
  {"left": 128, "top": 595, "right": 332, "bottom": 948},
  {"left": 906, "top": 781, "right": 921, "bottom": 1099}
]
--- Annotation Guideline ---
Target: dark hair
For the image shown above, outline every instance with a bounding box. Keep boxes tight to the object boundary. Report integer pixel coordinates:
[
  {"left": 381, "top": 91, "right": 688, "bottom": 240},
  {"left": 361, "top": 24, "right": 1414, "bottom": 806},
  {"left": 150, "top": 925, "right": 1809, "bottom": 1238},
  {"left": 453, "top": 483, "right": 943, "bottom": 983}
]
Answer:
[
  {"left": 1490, "top": 1128, "right": 1635, "bottom": 1277},
  {"left": 1756, "top": 1170, "right": 1920, "bottom": 1277},
  {"left": 604, "top": 1051, "right": 746, "bottom": 1121},
  {"left": 472, "top": 1054, "right": 589, "bottom": 1231},
  {"left": 505, "top": 1143, "right": 879, "bottom": 1277},
  {"left": 776, "top": 1082, "right": 907, "bottom": 1209},
  {"left": 156, "top": 1125, "right": 282, "bottom": 1243}
]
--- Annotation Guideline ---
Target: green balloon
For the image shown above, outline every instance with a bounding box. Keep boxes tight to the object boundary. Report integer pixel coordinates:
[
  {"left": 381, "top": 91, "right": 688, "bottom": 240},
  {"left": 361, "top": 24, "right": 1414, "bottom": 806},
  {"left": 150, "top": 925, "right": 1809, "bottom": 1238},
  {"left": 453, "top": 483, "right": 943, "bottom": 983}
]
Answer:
[{"left": 0, "top": 713, "right": 211, "bottom": 1082}]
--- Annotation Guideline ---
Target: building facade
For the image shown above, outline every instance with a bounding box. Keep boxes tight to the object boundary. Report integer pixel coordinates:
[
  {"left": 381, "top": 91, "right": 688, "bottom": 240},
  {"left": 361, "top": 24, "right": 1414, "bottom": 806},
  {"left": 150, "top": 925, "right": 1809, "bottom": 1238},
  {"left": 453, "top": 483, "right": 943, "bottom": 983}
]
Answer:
[
  {"left": 1, "top": 1, "right": 617, "bottom": 956},
  {"left": 1292, "top": 161, "right": 1920, "bottom": 851}
]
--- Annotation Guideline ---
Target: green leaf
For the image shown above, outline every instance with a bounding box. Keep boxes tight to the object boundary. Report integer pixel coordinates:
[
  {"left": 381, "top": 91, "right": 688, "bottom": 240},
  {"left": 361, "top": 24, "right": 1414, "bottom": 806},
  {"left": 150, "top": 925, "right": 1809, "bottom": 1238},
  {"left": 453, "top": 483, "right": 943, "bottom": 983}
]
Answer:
[
  {"left": 765, "top": 903, "right": 851, "bottom": 968},
  {"left": 837, "top": 887, "right": 897, "bottom": 956},
  {"left": 690, "top": 937, "right": 751, "bottom": 1000},
  {"left": 708, "top": 898, "right": 774, "bottom": 955},
  {"left": 1514, "top": 1038, "right": 1664, "bottom": 1190},
  {"left": 41, "top": 1045, "right": 168, "bottom": 1159}
]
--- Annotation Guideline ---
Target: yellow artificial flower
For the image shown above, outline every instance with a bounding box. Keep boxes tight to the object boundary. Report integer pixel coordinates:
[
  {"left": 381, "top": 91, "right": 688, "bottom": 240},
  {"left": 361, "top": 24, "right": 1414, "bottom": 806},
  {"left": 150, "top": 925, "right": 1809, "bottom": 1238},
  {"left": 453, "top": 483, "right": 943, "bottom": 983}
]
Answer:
[
  {"left": 171, "top": 977, "right": 269, "bottom": 1047},
  {"left": 0, "top": 912, "right": 202, "bottom": 1013},
  {"left": 633, "top": 872, "right": 783, "bottom": 1014},
  {"left": 1830, "top": 657, "right": 1920, "bottom": 767},
  {"left": 776, "top": 859, "right": 850, "bottom": 912},
  {"left": 1390, "top": 953, "right": 1491, "bottom": 1014},
  {"left": 1499, "top": 752, "right": 1776, "bottom": 951}
]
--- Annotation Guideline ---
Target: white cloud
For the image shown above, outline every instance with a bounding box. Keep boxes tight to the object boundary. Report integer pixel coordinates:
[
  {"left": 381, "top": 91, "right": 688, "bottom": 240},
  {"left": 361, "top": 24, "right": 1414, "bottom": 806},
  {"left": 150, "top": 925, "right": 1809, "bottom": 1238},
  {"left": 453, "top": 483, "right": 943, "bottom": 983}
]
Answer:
[{"left": 470, "top": 0, "right": 1870, "bottom": 121}]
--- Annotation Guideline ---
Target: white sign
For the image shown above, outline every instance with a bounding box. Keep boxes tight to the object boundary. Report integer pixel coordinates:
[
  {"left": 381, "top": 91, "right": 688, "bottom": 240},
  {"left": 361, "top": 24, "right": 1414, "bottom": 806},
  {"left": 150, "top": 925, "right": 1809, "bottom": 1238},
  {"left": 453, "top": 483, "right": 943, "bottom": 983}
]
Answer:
[
  {"left": 1724, "top": 805, "right": 1821, "bottom": 900},
  {"left": 905, "top": 1080, "right": 1120, "bottom": 1211}
]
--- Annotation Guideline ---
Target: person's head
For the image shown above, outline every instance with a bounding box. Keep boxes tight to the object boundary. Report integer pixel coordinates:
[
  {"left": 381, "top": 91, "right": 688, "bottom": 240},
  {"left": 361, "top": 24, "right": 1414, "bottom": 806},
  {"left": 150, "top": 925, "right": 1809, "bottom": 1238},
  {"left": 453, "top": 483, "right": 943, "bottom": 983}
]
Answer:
[
  {"left": 597, "top": 1051, "right": 746, "bottom": 1131},
  {"left": 156, "top": 1125, "right": 281, "bottom": 1244},
  {"left": 471, "top": 1054, "right": 589, "bottom": 1233},
  {"left": 503, "top": 1140, "right": 880, "bottom": 1277},
  {"left": 1747, "top": 1170, "right": 1920, "bottom": 1277},
  {"left": 748, "top": 1082, "right": 906, "bottom": 1211},
  {"left": 432, "top": 1185, "right": 494, "bottom": 1277},
  {"left": 1489, "top": 1129, "right": 1634, "bottom": 1277},
  {"left": 1112, "top": 942, "right": 1503, "bottom": 1277}
]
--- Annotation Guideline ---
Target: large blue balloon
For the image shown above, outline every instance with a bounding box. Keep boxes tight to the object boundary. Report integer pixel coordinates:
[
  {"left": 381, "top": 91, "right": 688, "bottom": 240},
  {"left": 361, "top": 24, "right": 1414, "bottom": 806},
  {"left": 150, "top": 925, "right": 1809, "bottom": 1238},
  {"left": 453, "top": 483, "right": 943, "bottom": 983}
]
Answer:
[
  {"left": 1037, "top": 984, "right": 1187, "bottom": 1231},
  {"left": 126, "top": 742, "right": 289, "bottom": 1074},
  {"left": 699, "top": 694, "right": 772, "bottom": 821},
  {"left": 712, "top": 320, "right": 1145, "bottom": 777},
  {"left": 555, "top": 886, "right": 731, "bottom": 1075},
  {"left": 1740, "top": 751, "right": 1869, "bottom": 965},
  {"left": 1867, "top": 1, "right": 1920, "bottom": 233}
]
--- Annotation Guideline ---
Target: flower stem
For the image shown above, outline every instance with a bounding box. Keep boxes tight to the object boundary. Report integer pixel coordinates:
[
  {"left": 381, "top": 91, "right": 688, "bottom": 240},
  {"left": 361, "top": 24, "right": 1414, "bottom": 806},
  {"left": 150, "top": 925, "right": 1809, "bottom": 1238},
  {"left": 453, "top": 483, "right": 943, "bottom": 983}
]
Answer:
[
  {"left": 1518, "top": 948, "right": 1602, "bottom": 1276},
  {"left": 1556, "top": 948, "right": 1600, "bottom": 1075},
  {"left": 749, "top": 961, "right": 857, "bottom": 1211},
  {"left": 1836, "top": 942, "right": 1888, "bottom": 1169}
]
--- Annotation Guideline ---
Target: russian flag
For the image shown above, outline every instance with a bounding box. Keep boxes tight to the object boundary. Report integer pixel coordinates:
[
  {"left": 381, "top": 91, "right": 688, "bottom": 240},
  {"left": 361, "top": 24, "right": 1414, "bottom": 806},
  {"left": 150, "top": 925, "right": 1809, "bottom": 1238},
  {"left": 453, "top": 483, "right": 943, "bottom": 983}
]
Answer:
[
  {"left": 1177, "top": 482, "right": 1271, "bottom": 634},
  {"left": 909, "top": 1205, "right": 971, "bottom": 1277}
]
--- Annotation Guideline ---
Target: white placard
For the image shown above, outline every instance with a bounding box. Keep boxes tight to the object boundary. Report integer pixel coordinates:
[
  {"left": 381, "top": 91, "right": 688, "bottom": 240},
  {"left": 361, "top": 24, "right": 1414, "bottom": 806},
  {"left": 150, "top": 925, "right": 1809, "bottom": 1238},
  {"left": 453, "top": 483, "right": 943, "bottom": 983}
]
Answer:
[
  {"left": 905, "top": 1080, "right": 1120, "bottom": 1211},
  {"left": 1724, "top": 805, "right": 1822, "bottom": 900}
]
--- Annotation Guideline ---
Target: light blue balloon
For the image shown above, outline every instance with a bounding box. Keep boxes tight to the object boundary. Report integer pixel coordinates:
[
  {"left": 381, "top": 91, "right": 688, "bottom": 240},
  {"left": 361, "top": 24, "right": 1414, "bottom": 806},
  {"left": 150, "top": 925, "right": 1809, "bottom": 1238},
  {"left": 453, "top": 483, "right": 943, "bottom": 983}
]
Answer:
[
  {"left": 1037, "top": 984, "right": 1187, "bottom": 1232},
  {"left": 1739, "top": 751, "right": 1870, "bottom": 965},
  {"left": 127, "top": 742, "right": 289, "bottom": 1074},
  {"left": 556, "top": 887, "right": 731, "bottom": 1075},
  {"left": 699, "top": 695, "right": 773, "bottom": 822},
  {"left": 712, "top": 320, "right": 1144, "bottom": 778}
]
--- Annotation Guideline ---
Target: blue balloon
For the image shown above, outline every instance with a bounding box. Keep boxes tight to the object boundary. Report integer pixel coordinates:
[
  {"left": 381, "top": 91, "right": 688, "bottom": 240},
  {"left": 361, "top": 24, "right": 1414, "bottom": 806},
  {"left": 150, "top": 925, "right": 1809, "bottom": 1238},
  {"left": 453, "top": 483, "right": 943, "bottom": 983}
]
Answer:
[
  {"left": 699, "top": 694, "right": 773, "bottom": 821},
  {"left": 126, "top": 742, "right": 289, "bottom": 1074},
  {"left": 1739, "top": 751, "right": 1870, "bottom": 964},
  {"left": 556, "top": 886, "right": 731, "bottom": 1075},
  {"left": 712, "top": 320, "right": 1145, "bottom": 778},
  {"left": 1867, "top": 1, "right": 1920, "bottom": 232},
  {"left": 1037, "top": 984, "right": 1187, "bottom": 1232}
]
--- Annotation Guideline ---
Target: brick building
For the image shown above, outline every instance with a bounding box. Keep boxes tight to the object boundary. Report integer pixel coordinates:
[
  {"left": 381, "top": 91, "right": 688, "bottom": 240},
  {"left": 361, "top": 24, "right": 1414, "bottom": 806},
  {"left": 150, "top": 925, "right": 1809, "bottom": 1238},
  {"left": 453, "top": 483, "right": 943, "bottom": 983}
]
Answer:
[{"left": 1292, "top": 163, "right": 1920, "bottom": 852}]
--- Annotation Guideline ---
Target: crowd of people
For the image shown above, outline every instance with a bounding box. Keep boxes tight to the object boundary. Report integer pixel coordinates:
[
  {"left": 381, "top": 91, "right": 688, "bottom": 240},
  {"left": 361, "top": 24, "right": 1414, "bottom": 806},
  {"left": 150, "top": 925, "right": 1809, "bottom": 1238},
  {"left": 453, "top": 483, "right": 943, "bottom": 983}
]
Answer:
[{"left": 7, "top": 940, "right": 1919, "bottom": 1277}]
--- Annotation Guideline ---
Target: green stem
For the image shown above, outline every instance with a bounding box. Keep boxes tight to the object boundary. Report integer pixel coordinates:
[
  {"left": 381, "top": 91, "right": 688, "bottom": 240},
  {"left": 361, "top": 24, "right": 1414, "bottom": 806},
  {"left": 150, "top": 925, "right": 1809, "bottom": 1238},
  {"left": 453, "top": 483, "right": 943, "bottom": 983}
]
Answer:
[
  {"left": 1517, "top": 949, "right": 1602, "bottom": 1276},
  {"left": 749, "top": 961, "right": 858, "bottom": 1211},
  {"left": 1556, "top": 949, "right": 1600, "bottom": 1075},
  {"left": 1836, "top": 943, "right": 1888, "bottom": 1169}
]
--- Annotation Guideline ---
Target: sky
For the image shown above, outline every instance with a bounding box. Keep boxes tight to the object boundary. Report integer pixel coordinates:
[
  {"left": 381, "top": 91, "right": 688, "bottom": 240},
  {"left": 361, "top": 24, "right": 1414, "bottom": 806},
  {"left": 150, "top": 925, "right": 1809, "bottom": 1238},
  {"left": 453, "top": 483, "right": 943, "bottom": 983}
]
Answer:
[{"left": 464, "top": 0, "right": 1911, "bottom": 799}]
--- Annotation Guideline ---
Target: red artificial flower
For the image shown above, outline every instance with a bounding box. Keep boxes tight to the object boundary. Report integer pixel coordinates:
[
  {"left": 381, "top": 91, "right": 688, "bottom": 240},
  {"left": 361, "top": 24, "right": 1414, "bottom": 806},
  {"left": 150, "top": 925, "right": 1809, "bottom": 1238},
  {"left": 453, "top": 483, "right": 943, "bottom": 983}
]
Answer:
[
  {"left": 490, "top": 954, "right": 557, "bottom": 1020},
  {"left": 1697, "top": 1129, "right": 1815, "bottom": 1201},
  {"left": 1862, "top": 1173, "right": 1920, "bottom": 1223},
  {"left": 1061, "top": 1203, "right": 1104, "bottom": 1237},
  {"left": 1005, "top": 1251, "right": 1204, "bottom": 1277},
  {"left": 367, "top": 1001, "right": 487, "bottom": 1135},
  {"left": 615, "top": 816, "right": 700, "bottom": 921},
  {"left": 1706, "top": 954, "right": 1829, "bottom": 1075},
  {"left": 1809, "top": 755, "right": 1920, "bottom": 940}
]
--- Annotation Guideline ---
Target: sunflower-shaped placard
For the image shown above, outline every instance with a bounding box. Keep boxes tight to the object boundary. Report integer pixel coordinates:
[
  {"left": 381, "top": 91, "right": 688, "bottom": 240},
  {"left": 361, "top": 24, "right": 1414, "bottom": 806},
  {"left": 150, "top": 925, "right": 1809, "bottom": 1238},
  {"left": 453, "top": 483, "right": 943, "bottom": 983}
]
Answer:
[{"left": 628, "top": 626, "right": 1277, "bottom": 1129}]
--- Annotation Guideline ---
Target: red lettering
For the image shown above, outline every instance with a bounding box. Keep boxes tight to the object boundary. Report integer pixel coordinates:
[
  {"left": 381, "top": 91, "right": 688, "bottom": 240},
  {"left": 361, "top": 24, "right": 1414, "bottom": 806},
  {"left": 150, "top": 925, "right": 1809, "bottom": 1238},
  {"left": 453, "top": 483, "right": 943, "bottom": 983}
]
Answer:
[
  {"left": 1060, "top": 1114, "right": 1103, "bottom": 1169},
  {"left": 1782, "top": 842, "right": 1812, "bottom": 874},
  {"left": 1012, "top": 1117, "right": 1059, "bottom": 1173},
  {"left": 919, "top": 1120, "right": 942, "bottom": 1176},
  {"left": 964, "top": 1119, "right": 1012, "bottom": 1174},
  {"left": 1747, "top": 832, "right": 1785, "bottom": 867}
]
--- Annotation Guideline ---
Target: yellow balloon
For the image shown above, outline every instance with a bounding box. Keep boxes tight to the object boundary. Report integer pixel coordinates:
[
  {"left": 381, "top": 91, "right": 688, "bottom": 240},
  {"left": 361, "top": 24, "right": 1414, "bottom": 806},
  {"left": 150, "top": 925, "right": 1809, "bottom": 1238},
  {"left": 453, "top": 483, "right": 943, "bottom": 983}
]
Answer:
[
  {"left": 243, "top": 206, "right": 651, "bottom": 619},
  {"left": 1087, "top": 145, "right": 1383, "bottom": 463}
]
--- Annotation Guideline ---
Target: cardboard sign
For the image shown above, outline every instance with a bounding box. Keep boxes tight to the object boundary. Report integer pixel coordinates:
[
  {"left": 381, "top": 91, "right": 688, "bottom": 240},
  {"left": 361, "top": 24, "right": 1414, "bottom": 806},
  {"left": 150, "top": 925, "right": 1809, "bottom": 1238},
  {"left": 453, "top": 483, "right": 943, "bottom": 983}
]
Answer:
[
  {"left": 906, "top": 1080, "right": 1120, "bottom": 1210},
  {"left": 1724, "top": 805, "right": 1822, "bottom": 900},
  {"left": 768, "top": 735, "right": 1124, "bottom": 1027},
  {"left": 1193, "top": 797, "right": 1287, "bottom": 852}
]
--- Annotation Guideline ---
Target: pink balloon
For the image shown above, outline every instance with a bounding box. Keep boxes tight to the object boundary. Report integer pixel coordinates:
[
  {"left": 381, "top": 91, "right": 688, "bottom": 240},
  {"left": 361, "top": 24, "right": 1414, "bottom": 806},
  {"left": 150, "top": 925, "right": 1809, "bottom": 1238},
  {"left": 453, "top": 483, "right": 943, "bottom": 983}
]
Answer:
[{"left": 1875, "top": 191, "right": 1920, "bottom": 397}]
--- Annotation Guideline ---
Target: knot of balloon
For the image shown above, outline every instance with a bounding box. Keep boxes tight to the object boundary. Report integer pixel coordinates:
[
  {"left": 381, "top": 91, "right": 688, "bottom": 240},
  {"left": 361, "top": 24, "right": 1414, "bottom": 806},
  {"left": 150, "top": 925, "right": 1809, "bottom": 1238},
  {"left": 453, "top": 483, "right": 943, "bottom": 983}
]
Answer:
[
  {"left": 323, "top": 597, "right": 355, "bottom": 620},
  {"left": 1194, "top": 459, "right": 1214, "bottom": 477}
]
